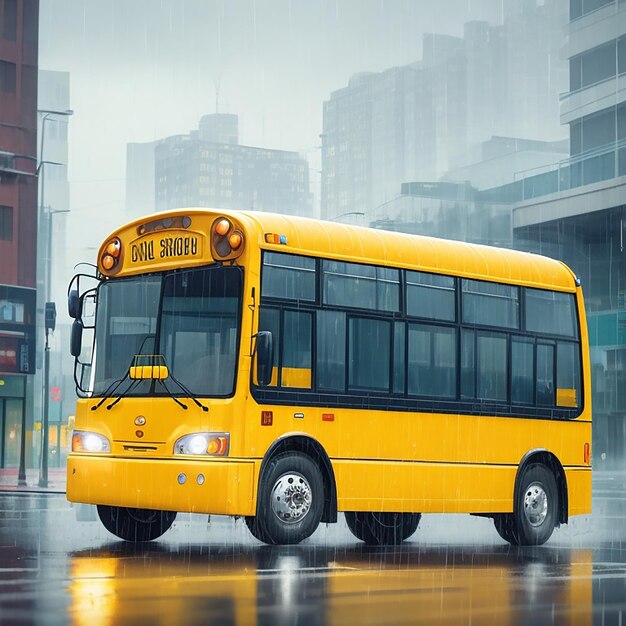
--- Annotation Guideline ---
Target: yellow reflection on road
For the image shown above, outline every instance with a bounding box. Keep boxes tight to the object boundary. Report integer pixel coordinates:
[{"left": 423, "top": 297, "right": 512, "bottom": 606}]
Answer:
[{"left": 67, "top": 545, "right": 593, "bottom": 626}]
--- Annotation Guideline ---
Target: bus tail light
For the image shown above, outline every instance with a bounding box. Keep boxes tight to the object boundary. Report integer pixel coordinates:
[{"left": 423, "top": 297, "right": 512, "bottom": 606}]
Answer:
[
  {"left": 584, "top": 442, "right": 590, "bottom": 465},
  {"left": 174, "top": 432, "right": 230, "bottom": 456},
  {"left": 211, "top": 217, "right": 244, "bottom": 260}
]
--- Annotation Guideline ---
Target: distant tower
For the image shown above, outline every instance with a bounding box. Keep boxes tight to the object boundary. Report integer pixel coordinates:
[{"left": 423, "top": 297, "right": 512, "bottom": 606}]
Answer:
[{"left": 198, "top": 114, "right": 238, "bottom": 145}]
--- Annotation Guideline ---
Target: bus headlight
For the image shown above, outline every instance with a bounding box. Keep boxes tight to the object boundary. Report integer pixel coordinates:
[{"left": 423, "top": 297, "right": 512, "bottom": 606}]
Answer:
[
  {"left": 174, "top": 433, "right": 230, "bottom": 456},
  {"left": 72, "top": 430, "right": 111, "bottom": 453}
]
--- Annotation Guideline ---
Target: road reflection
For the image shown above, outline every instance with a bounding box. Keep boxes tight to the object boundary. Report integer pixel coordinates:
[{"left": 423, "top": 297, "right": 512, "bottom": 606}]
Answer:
[{"left": 67, "top": 541, "right": 594, "bottom": 626}]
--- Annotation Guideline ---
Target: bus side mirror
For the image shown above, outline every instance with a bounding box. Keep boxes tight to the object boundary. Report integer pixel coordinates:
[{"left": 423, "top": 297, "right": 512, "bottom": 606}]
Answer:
[
  {"left": 256, "top": 331, "right": 274, "bottom": 386},
  {"left": 70, "top": 320, "right": 83, "bottom": 357},
  {"left": 68, "top": 289, "right": 81, "bottom": 319}
]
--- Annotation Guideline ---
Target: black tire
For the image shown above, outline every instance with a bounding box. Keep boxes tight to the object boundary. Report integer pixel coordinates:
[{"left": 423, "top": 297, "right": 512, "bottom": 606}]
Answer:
[
  {"left": 493, "top": 463, "right": 558, "bottom": 546},
  {"left": 245, "top": 452, "right": 324, "bottom": 545},
  {"left": 97, "top": 505, "right": 176, "bottom": 542},
  {"left": 345, "top": 511, "right": 422, "bottom": 545}
]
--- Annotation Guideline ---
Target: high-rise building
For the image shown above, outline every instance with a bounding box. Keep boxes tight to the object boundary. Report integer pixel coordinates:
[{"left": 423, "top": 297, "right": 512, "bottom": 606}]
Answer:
[
  {"left": 321, "top": 62, "right": 439, "bottom": 222},
  {"left": 0, "top": 0, "right": 39, "bottom": 469},
  {"left": 321, "top": 0, "right": 568, "bottom": 222},
  {"left": 126, "top": 114, "right": 313, "bottom": 219},
  {"left": 510, "top": 0, "right": 626, "bottom": 467}
]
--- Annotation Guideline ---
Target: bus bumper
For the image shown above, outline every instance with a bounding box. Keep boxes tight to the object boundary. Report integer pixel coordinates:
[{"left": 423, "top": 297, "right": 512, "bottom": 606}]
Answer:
[{"left": 66, "top": 454, "right": 257, "bottom": 516}]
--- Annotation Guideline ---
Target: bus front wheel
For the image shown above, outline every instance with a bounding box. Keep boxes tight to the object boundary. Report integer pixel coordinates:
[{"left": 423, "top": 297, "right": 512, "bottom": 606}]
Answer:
[
  {"left": 493, "top": 463, "right": 559, "bottom": 546},
  {"left": 245, "top": 452, "right": 324, "bottom": 545},
  {"left": 345, "top": 511, "right": 421, "bottom": 545},
  {"left": 97, "top": 505, "right": 177, "bottom": 542}
]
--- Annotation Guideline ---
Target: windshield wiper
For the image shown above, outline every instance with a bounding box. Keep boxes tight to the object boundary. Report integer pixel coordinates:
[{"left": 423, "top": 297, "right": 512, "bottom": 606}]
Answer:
[
  {"left": 94, "top": 354, "right": 209, "bottom": 412},
  {"left": 162, "top": 372, "right": 209, "bottom": 412},
  {"left": 91, "top": 370, "right": 134, "bottom": 411}
]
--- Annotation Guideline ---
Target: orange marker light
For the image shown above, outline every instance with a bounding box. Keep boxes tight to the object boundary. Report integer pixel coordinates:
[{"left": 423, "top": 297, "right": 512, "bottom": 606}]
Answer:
[
  {"left": 215, "top": 219, "right": 230, "bottom": 236},
  {"left": 102, "top": 255, "right": 115, "bottom": 270},
  {"left": 106, "top": 242, "right": 120, "bottom": 257},
  {"left": 228, "top": 231, "right": 242, "bottom": 249},
  {"left": 207, "top": 436, "right": 228, "bottom": 455}
]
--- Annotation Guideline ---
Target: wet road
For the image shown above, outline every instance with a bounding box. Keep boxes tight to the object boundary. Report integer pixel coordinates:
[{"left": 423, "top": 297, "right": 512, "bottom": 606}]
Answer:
[{"left": 0, "top": 473, "right": 625, "bottom": 625}]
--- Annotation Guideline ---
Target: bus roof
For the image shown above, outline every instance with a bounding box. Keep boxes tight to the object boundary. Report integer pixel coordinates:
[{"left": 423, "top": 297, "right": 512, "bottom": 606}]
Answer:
[
  {"left": 229, "top": 210, "right": 578, "bottom": 292},
  {"left": 113, "top": 209, "right": 578, "bottom": 291}
]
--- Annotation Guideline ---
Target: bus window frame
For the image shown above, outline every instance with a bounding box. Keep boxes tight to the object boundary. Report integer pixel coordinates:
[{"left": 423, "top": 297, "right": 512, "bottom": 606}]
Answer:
[{"left": 255, "top": 250, "right": 584, "bottom": 421}]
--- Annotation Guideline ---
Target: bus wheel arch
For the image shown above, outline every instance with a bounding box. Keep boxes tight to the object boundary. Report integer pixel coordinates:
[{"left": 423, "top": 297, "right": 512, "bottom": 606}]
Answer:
[
  {"left": 516, "top": 449, "right": 568, "bottom": 526},
  {"left": 494, "top": 449, "right": 567, "bottom": 546},
  {"left": 246, "top": 450, "right": 324, "bottom": 544},
  {"left": 257, "top": 435, "right": 337, "bottom": 524}
]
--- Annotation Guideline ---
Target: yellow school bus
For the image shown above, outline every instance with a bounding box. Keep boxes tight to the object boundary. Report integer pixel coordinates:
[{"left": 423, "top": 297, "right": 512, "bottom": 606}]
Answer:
[{"left": 66, "top": 209, "right": 591, "bottom": 546}]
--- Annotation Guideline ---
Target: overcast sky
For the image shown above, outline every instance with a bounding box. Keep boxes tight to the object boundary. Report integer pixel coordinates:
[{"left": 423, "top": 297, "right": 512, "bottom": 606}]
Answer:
[{"left": 39, "top": 1, "right": 503, "bottom": 216}]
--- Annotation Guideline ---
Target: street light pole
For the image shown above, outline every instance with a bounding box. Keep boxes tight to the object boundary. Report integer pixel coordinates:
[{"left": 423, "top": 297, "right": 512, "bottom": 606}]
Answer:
[{"left": 35, "top": 108, "right": 72, "bottom": 489}]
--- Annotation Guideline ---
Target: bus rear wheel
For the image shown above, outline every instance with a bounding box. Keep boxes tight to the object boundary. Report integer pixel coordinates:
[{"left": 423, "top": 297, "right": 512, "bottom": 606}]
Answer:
[
  {"left": 345, "top": 511, "right": 421, "bottom": 545},
  {"left": 97, "top": 505, "right": 177, "bottom": 542},
  {"left": 245, "top": 452, "right": 324, "bottom": 545},
  {"left": 493, "top": 463, "right": 558, "bottom": 546}
]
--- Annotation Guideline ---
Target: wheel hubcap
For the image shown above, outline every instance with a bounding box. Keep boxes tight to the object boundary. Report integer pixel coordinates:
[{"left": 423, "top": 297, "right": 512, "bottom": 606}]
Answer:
[
  {"left": 523, "top": 482, "right": 548, "bottom": 527},
  {"left": 271, "top": 472, "right": 312, "bottom": 524}
]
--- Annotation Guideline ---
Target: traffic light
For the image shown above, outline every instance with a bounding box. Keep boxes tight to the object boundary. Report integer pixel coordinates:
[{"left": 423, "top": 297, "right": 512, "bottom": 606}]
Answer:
[
  {"left": 51, "top": 386, "right": 61, "bottom": 402},
  {"left": 45, "top": 302, "right": 56, "bottom": 332}
]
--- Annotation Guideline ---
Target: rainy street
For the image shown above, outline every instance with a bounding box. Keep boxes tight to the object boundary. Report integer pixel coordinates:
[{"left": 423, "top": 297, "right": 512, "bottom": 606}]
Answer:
[{"left": 0, "top": 472, "right": 624, "bottom": 626}]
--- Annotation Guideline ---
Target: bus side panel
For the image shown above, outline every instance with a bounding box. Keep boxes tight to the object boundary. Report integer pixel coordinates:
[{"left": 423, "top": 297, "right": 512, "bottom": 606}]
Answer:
[
  {"left": 565, "top": 468, "right": 592, "bottom": 516},
  {"left": 333, "top": 461, "right": 592, "bottom": 516},
  {"left": 333, "top": 460, "right": 516, "bottom": 514}
]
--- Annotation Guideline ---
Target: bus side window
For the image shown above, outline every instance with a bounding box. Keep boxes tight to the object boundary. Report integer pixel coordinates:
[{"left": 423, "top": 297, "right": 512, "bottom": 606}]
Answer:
[
  {"left": 349, "top": 317, "right": 391, "bottom": 392},
  {"left": 556, "top": 342, "right": 581, "bottom": 407},
  {"left": 282, "top": 311, "right": 312, "bottom": 389},
  {"left": 536, "top": 343, "right": 555, "bottom": 406},
  {"left": 511, "top": 337, "right": 534, "bottom": 404},
  {"left": 317, "top": 310, "right": 346, "bottom": 392},
  {"left": 407, "top": 324, "right": 456, "bottom": 398}
]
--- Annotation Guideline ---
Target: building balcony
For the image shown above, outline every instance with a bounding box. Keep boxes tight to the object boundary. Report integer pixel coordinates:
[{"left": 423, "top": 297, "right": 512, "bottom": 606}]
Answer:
[
  {"left": 560, "top": 73, "right": 626, "bottom": 125},
  {"left": 482, "top": 139, "right": 626, "bottom": 205},
  {"left": 568, "top": 1, "right": 626, "bottom": 58}
]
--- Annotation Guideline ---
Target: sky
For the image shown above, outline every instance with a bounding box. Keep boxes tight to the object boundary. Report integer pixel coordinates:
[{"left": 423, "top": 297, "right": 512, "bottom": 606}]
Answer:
[
  {"left": 35, "top": 0, "right": 509, "bottom": 323},
  {"left": 38, "top": 0, "right": 503, "bottom": 231}
]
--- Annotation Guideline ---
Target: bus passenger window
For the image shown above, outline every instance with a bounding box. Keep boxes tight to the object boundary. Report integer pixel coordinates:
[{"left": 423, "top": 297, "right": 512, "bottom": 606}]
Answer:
[
  {"left": 556, "top": 342, "right": 581, "bottom": 407},
  {"left": 536, "top": 343, "right": 555, "bottom": 406},
  {"left": 262, "top": 253, "right": 316, "bottom": 301},
  {"left": 477, "top": 333, "right": 507, "bottom": 402},
  {"left": 322, "top": 261, "right": 399, "bottom": 312},
  {"left": 511, "top": 338, "right": 534, "bottom": 404},
  {"left": 526, "top": 289, "right": 576, "bottom": 337},
  {"left": 282, "top": 311, "right": 312, "bottom": 389},
  {"left": 462, "top": 280, "right": 519, "bottom": 329},
  {"left": 461, "top": 330, "right": 475, "bottom": 399},
  {"left": 349, "top": 318, "right": 391, "bottom": 392},
  {"left": 393, "top": 322, "right": 406, "bottom": 394},
  {"left": 406, "top": 271, "right": 455, "bottom": 321},
  {"left": 317, "top": 310, "right": 346, "bottom": 392},
  {"left": 407, "top": 324, "right": 456, "bottom": 398}
]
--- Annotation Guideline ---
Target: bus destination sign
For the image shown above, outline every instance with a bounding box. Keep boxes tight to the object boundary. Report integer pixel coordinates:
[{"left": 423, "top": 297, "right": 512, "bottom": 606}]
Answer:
[{"left": 128, "top": 233, "right": 203, "bottom": 266}]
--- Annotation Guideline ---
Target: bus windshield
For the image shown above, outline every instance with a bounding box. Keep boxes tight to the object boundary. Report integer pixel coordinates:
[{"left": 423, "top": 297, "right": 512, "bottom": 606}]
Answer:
[{"left": 92, "top": 265, "right": 242, "bottom": 397}]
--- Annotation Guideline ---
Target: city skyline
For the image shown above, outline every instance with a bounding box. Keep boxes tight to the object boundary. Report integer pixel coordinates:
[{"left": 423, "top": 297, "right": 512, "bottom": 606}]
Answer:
[{"left": 38, "top": 0, "right": 507, "bottom": 231}]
